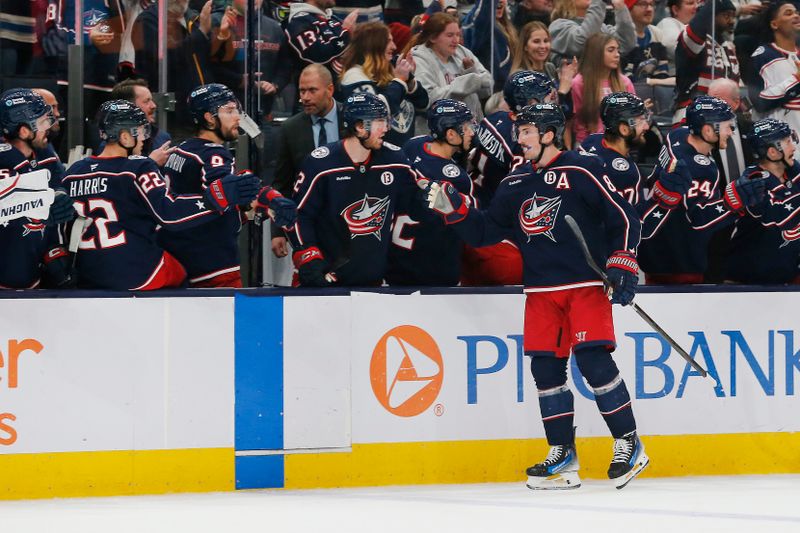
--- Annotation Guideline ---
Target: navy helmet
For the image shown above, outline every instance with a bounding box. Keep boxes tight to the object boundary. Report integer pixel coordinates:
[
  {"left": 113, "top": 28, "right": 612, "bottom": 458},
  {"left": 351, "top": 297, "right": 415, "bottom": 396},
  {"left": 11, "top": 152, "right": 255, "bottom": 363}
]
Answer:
[
  {"left": 503, "top": 71, "right": 556, "bottom": 112},
  {"left": 515, "top": 103, "right": 566, "bottom": 144},
  {"left": 600, "top": 92, "right": 648, "bottom": 130},
  {"left": 97, "top": 100, "right": 150, "bottom": 142},
  {"left": 187, "top": 83, "right": 238, "bottom": 126},
  {"left": 427, "top": 99, "right": 474, "bottom": 140},
  {"left": 343, "top": 92, "right": 389, "bottom": 132},
  {"left": 749, "top": 118, "right": 797, "bottom": 159},
  {"left": 0, "top": 88, "right": 53, "bottom": 138},
  {"left": 685, "top": 95, "right": 735, "bottom": 136}
]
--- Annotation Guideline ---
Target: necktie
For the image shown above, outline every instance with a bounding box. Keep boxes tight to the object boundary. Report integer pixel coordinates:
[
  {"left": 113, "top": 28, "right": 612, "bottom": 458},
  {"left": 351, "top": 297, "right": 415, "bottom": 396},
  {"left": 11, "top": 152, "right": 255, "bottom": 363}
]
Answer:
[{"left": 317, "top": 117, "right": 328, "bottom": 148}]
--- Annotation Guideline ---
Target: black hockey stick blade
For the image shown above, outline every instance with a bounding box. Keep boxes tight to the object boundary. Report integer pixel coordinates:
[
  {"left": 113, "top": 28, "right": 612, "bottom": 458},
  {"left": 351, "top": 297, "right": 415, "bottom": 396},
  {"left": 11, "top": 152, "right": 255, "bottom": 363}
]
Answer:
[{"left": 563, "top": 215, "right": 711, "bottom": 379}]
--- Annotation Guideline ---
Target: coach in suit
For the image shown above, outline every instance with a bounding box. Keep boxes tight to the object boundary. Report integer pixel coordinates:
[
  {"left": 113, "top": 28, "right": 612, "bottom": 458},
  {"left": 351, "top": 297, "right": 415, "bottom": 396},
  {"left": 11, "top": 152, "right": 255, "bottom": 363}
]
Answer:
[{"left": 271, "top": 64, "right": 346, "bottom": 258}]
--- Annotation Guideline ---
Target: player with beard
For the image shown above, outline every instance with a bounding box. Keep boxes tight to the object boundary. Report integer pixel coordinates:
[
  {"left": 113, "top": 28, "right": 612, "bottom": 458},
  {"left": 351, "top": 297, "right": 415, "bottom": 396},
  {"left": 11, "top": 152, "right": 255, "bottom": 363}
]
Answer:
[
  {"left": 579, "top": 93, "right": 649, "bottom": 206},
  {"left": 159, "top": 83, "right": 295, "bottom": 287},
  {"left": 424, "top": 103, "right": 648, "bottom": 490},
  {"left": 290, "top": 92, "right": 421, "bottom": 287}
]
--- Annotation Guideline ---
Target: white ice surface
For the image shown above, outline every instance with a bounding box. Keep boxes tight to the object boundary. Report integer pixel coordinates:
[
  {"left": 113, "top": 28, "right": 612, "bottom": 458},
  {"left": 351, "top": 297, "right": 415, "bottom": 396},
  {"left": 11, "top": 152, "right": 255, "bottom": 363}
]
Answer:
[{"left": 2, "top": 475, "right": 799, "bottom": 533}]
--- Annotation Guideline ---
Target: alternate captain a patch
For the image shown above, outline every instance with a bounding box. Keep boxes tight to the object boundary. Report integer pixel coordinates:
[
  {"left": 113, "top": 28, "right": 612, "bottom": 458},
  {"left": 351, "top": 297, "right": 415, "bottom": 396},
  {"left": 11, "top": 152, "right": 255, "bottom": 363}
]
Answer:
[
  {"left": 519, "top": 193, "right": 562, "bottom": 242},
  {"left": 340, "top": 194, "right": 391, "bottom": 240}
]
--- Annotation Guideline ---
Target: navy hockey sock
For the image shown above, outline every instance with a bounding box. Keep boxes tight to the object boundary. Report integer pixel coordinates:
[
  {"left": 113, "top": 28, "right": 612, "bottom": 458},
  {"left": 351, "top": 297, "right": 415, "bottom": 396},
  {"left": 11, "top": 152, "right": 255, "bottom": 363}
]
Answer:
[
  {"left": 530, "top": 356, "right": 574, "bottom": 445},
  {"left": 574, "top": 348, "right": 636, "bottom": 438}
]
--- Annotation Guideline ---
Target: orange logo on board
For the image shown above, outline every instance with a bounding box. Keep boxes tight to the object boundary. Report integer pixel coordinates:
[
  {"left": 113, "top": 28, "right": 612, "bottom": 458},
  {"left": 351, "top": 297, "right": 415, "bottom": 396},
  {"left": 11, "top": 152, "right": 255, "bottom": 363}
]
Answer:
[{"left": 370, "top": 325, "right": 443, "bottom": 417}]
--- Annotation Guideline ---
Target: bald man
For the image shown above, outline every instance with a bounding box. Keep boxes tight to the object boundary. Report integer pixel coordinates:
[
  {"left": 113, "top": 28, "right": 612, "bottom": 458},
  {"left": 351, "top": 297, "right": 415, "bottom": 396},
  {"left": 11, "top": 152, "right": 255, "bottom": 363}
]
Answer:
[
  {"left": 31, "top": 88, "right": 67, "bottom": 186},
  {"left": 32, "top": 89, "right": 61, "bottom": 135}
]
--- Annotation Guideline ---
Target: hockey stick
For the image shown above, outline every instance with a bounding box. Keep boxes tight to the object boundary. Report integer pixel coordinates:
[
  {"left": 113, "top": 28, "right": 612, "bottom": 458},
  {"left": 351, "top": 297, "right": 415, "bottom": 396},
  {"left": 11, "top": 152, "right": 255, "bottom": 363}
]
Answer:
[{"left": 564, "top": 215, "right": 713, "bottom": 380}]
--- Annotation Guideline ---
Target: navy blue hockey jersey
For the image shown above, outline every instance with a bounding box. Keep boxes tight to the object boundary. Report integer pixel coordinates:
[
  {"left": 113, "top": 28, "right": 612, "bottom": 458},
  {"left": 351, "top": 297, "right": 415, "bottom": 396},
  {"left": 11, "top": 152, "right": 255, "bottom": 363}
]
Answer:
[
  {"left": 0, "top": 144, "right": 62, "bottom": 289},
  {"left": 63, "top": 155, "right": 221, "bottom": 290},
  {"left": 452, "top": 150, "right": 641, "bottom": 292},
  {"left": 638, "top": 127, "right": 736, "bottom": 275},
  {"left": 579, "top": 133, "right": 643, "bottom": 205},
  {"left": 386, "top": 135, "right": 475, "bottom": 286},
  {"left": 726, "top": 163, "right": 800, "bottom": 284},
  {"left": 158, "top": 138, "right": 245, "bottom": 284},
  {"left": 284, "top": 3, "right": 350, "bottom": 78},
  {"left": 291, "top": 140, "right": 420, "bottom": 286},
  {"left": 468, "top": 110, "right": 524, "bottom": 205}
]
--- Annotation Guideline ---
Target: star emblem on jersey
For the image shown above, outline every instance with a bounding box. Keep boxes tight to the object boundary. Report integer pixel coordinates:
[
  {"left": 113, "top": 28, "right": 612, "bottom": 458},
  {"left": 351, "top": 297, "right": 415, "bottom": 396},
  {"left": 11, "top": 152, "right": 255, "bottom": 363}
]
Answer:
[
  {"left": 340, "top": 194, "right": 391, "bottom": 240},
  {"left": 518, "top": 193, "right": 562, "bottom": 242},
  {"left": 195, "top": 200, "right": 205, "bottom": 210}
]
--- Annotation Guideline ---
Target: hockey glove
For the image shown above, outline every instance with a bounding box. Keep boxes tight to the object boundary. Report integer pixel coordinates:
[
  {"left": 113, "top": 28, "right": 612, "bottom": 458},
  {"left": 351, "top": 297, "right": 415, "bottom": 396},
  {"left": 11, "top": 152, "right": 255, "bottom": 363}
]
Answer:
[
  {"left": 651, "top": 161, "right": 690, "bottom": 209},
  {"left": 41, "top": 246, "right": 76, "bottom": 288},
  {"left": 425, "top": 180, "right": 469, "bottom": 224},
  {"left": 46, "top": 190, "right": 77, "bottom": 226},
  {"left": 606, "top": 250, "right": 638, "bottom": 306},
  {"left": 293, "top": 247, "right": 335, "bottom": 287},
  {"left": 206, "top": 172, "right": 261, "bottom": 212},
  {"left": 723, "top": 175, "right": 767, "bottom": 215},
  {"left": 253, "top": 187, "right": 297, "bottom": 228}
]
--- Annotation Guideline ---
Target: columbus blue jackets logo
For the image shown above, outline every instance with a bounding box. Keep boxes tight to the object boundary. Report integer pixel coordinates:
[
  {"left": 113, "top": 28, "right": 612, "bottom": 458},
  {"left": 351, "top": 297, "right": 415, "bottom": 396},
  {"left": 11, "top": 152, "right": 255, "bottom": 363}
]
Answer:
[
  {"left": 519, "top": 193, "right": 562, "bottom": 242},
  {"left": 21, "top": 220, "right": 45, "bottom": 237},
  {"left": 780, "top": 224, "right": 800, "bottom": 247},
  {"left": 340, "top": 194, "right": 391, "bottom": 240}
]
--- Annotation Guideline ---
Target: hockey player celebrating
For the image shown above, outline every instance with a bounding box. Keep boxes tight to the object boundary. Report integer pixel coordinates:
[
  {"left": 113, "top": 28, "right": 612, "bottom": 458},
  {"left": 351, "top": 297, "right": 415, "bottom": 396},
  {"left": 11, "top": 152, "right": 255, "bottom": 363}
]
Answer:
[
  {"left": 579, "top": 92, "right": 649, "bottom": 205},
  {"left": 290, "top": 92, "right": 420, "bottom": 287},
  {"left": 425, "top": 103, "right": 648, "bottom": 490},
  {"left": 639, "top": 95, "right": 769, "bottom": 283},
  {"left": 63, "top": 100, "right": 260, "bottom": 291},
  {"left": 159, "top": 83, "right": 295, "bottom": 287},
  {"left": 386, "top": 99, "right": 477, "bottom": 286},
  {"left": 0, "top": 88, "right": 76, "bottom": 289},
  {"left": 726, "top": 119, "right": 800, "bottom": 284}
]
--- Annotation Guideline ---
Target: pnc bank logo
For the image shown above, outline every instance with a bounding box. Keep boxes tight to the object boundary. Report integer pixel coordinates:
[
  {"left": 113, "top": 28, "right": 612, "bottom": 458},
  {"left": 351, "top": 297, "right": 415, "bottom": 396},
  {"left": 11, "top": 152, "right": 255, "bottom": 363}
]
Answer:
[{"left": 370, "top": 325, "right": 444, "bottom": 417}]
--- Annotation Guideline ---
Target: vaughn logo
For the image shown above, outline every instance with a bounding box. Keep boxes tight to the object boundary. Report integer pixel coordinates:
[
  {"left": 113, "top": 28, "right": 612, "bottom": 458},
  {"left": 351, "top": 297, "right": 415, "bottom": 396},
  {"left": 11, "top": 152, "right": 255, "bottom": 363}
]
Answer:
[
  {"left": 519, "top": 193, "right": 562, "bottom": 242},
  {"left": 340, "top": 194, "right": 391, "bottom": 240},
  {"left": 370, "top": 325, "right": 444, "bottom": 417}
]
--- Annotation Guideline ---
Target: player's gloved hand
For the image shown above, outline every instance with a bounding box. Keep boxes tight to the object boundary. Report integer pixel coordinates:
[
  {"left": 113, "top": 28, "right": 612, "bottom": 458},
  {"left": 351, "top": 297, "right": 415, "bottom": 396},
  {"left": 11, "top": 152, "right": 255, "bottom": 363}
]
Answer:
[
  {"left": 424, "top": 180, "right": 469, "bottom": 224},
  {"left": 723, "top": 174, "right": 767, "bottom": 214},
  {"left": 651, "top": 161, "right": 690, "bottom": 208},
  {"left": 41, "top": 246, "right": 76, "bottom": 289},
  {"left": 293, "top": 246, "right": 335, "bottom": 287},
  {"left": 253, "top": 186, "right": 297, "bottom": 228},
  {"left": 605, "top": 250, "right": 638, "bottom": 306},
  {"left": 46, "top": 190, "right": 77, "bottom": 226},
  {"left": 206, "top": 171, "right": 261, "bottom": 212}
]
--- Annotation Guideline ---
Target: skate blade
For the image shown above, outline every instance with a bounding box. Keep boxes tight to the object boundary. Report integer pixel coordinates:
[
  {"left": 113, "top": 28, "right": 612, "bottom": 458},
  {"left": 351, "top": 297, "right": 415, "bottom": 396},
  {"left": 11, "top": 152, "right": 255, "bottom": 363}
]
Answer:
[
  {"left": 612, "top": 452, "right": 650, "bottom": 490},
  {"left": 526, "top": 471, "right": 581, "bottom": 491}
]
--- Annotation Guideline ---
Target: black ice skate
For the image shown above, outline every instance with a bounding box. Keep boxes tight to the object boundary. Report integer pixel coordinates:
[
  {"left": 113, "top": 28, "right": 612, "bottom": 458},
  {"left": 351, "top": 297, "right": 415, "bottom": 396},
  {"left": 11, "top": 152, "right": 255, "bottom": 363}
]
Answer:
[
  {"left": 608, "top": 431, "right": 650, "bottom": 489},
  {"left": 525, "top": 444, "right": 581, "bottom": 490}
]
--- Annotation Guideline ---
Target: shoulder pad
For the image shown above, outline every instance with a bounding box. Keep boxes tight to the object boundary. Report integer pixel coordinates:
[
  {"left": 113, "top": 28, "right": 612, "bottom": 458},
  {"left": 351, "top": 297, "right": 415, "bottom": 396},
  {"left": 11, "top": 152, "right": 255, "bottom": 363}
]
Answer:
[
  {"left": 383, "top": 142, "right": 400, "bottom": 151},
  {"left": 311, "top": 146, "right": 330, "bottom": 159},
  {"left": 0, "top": 143, "right": 11, "bottom": 153}
]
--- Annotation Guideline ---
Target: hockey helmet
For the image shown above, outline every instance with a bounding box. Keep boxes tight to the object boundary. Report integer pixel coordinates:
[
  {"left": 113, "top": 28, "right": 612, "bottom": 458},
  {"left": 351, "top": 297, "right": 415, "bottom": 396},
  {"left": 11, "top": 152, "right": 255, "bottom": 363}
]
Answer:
[
  {"left": 685, "top": 95, "right": 735, "bottom": 136},
  {"left": 749, "top": 118, "right": 798, "bottom": 159},
  {"left": 187, "top": 83, "right": 239, "bottom": 126},
  {"left": 514, "top": 103, "right": 566, "bottom": 144},
  {"left": 343, "top": 92, "right": 389, "bottom": 132},
  {"left": 427, "top": 99, "right": 475, "bottom": 140},
  {"left": 97, "top": 100, "right": 150, "bottom": 142},
  {"left": 0, "top": 89, "right": 54, "bottom": 138},
  {"left": 600, "top": 92, "right": 649, "bottom": 131},
  {"left": 503, "top": 71, "right": 556, "bottom": 112}
]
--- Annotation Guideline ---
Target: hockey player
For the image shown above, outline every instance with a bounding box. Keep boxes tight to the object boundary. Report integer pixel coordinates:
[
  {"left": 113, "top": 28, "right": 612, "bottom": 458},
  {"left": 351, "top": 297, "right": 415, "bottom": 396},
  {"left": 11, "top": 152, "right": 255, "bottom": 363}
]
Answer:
[
  {"left": 159, "top": 83, "right": 295, "bottom": 288},
  {"left": 386, "top": 99, "right": 477, "bottom": 286},
  {"left": 726, "top": 119, "right": 800, "bottom": 284},
  {"left": 579, "top": 92, "right": 649, "bottom": 205},
  {"left": 425, "top": 103, "right": 648, "bottom": 490},
  {"left": 0, "top": 89, "right": 76, "bottom": 289},
  {"left": 290, "top": 92, "right": 420, "bottom": 287},
  {"left": 639, "top": 96, "right": 769, "bottom": 283},
  {"left": 63, "top": 100, "right": 260, "bottom": 291}
]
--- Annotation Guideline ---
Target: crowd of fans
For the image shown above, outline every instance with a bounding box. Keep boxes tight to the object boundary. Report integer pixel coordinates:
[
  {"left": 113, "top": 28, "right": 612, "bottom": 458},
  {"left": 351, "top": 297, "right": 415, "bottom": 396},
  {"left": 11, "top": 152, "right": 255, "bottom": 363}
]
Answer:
[{"left": 1, "top": 0, "right": 800, "bottom": 290}]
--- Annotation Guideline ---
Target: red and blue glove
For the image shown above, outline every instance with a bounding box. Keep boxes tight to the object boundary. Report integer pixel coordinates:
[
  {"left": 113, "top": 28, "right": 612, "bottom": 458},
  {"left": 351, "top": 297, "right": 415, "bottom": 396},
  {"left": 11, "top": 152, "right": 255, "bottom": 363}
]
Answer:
[
  {"left": 293, "top": 246, "right": 336, "bottom": 287},
  {"left": 425, "top": 180, "right": 469, "bottom": 224},
  {"left": 205, "top": 171, "right": 261, "bottom": 212},
  {"left": 253, "top": 186, "right": 297, "bottom": 228},
  {"left": 652, "top": 160, "right": 691, "bottom": 208},
  {"left": 606, "top": 250, "right": 638, "bottom": 306},
  {"left": 723, "top": 174, "right": 767, "bottom": 215}
]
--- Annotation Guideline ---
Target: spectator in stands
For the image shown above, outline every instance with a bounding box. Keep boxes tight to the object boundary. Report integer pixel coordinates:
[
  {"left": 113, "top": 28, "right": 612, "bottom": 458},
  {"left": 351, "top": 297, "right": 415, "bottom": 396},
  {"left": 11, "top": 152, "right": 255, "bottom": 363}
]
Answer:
[
  {"left": 656, "top": 0, "right": 697, "bottom": 68},
  {"left": 674, "top": 0, "right": 739, "bottom": 123},
  {"left": 511, "top": 0, "right": 554, "bottom": 29},
  {"left": 109, "top": 79, "right": 172, "bottom": 165},
  {"left": 462, "top": 0, "right": 520, "bottom": 90},
  {"left": 749, "top": 1, "right": 800, "bottom": 162},
  {"left": 340, "top": 21, "right": 429, "bottom": 146},
  {"left": 407, "top": 13, "right": 493, "bottom": 131},
  {"left": 572, "top": 33, "right": 635, "bottom": 144},
  {"left": 549, "top": 0, "right": 636, "bottom": 66},
  {"left": 271, "top": 64, "right": 345, "bottom": 259},
  {"left": 623, "top": 0, "right": 670, "bottom": 82}
]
